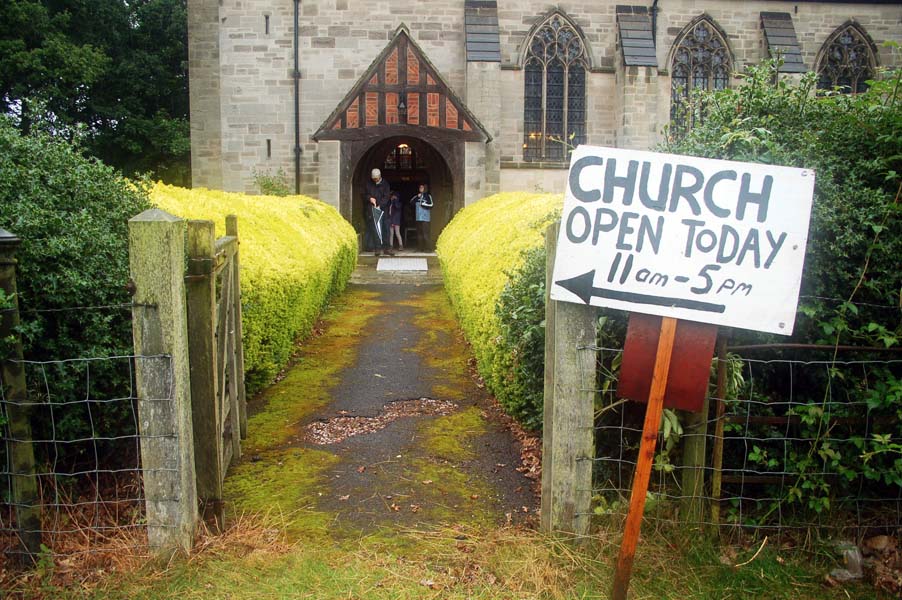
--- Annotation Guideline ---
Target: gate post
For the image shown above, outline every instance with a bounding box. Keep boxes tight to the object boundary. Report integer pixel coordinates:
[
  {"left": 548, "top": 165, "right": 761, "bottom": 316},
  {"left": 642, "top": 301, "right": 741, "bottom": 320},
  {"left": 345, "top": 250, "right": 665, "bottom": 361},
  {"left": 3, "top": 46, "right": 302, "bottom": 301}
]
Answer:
[
  {"left": 541, "top": 221, "right": 596, "bottom": 536},
  {"left": 0, "top": 229, "right": 41, "bottom": 562},
  {"left": 185, "top": 220, "right": 222, "bottom": 525},
  {"left": 225, "top": 215, "right": 247, "bottom": 439},
  {"left": 128, "top": 209, "right": 198, "bottom": 552}
]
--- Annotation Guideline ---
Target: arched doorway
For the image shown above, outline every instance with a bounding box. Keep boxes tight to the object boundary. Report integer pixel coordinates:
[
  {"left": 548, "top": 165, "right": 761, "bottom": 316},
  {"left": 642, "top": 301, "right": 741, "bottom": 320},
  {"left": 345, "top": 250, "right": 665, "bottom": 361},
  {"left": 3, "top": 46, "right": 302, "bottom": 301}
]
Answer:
[
  {"left": 312, "top": 27, "right": 491, "bottom": 248},
  {"left": 352, "top": 136, "right": 454, "bottom": 251}
]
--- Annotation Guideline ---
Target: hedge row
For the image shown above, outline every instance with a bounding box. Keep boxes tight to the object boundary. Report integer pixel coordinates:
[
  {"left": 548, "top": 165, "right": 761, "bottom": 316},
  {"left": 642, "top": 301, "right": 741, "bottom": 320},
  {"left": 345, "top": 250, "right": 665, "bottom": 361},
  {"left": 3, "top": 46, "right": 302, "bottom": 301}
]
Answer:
[
  {"left": 436, "top": 192, "right": 562, "bottom": 428},
  {"left": 151, "top": 183, "right": 357, "bottom": 393}
]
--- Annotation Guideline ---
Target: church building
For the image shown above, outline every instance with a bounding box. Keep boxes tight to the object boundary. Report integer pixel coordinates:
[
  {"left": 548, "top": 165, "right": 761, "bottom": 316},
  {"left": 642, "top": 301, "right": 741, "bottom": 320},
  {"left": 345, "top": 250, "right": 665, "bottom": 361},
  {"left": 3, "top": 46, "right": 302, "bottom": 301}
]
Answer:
[{"left": 187, "top": 1, "right": 902, "bottom": 240}]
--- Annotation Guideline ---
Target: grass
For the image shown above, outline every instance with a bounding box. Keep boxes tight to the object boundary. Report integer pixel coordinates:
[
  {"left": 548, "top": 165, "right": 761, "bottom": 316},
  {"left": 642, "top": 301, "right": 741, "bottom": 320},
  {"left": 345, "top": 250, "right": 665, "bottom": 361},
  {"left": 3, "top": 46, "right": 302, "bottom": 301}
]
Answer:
[{"left": 25, "top": 517, "right": 875, "bottom": 600}]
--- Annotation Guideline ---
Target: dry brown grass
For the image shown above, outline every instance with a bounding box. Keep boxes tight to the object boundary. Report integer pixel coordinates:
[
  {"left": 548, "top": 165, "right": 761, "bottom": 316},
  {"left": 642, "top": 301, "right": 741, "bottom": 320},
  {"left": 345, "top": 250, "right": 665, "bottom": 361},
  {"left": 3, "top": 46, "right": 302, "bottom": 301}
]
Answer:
[
  {"left": 349, "top": 523, "right": 615, "bottom": 598},
  {"left": 1, "top": 493, "right": 297, "bottom": 600}
]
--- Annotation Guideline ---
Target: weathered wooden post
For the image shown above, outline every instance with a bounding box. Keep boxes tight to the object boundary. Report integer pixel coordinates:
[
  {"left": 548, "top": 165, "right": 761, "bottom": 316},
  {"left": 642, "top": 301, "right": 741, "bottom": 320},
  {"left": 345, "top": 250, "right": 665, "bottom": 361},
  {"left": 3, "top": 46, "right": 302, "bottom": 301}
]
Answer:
[
  {"left": 128, "top": 209, "right": 198, "bottom": 552},
  {"left": 0, "top": 228, "right": 41, "bottom": 562},
  {"left": 226, "top": 215, "right": 248, "bottom": 439},
  {"left": 541, "top": 221, "right": 596, "bottom": 536},
  {"left": 185, "top": 220, "right": 223, "bottom": 526},
  {"left": 709, "top": 340, "right": 729, "bottom": 525},
  {"left": 680, "top": 337, "right": 727, "bottom": 525},
  {"left": 680, "top": 402, "right": 711, "bottom": 524}
]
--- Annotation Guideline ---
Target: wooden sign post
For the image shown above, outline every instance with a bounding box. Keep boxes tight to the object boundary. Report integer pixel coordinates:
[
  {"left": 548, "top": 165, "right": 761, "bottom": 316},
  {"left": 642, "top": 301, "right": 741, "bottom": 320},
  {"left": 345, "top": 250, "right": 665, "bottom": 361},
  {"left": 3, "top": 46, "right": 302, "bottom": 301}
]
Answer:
[
  {"left": 549, "top": 145, "right": 816, "bottom": 600},
  {"left": 611, "top": 316, "right": 676, "bottom": 600}
]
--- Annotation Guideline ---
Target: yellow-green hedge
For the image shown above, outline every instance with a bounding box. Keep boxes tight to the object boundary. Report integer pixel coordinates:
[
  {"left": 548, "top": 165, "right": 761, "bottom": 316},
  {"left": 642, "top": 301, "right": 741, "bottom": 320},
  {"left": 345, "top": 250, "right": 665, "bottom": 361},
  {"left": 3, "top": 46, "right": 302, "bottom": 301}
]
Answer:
[
  {"left": 151, "top": 183, "right": 357, "bottom": 392},
  {"left": 436, "top": 192, "right": 562, "bottom": 416}
]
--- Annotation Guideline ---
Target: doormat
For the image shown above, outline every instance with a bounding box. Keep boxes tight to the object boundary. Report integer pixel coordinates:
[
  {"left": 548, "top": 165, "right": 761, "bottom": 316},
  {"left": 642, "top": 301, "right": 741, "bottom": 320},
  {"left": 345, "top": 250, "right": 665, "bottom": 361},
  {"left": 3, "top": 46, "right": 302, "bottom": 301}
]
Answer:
[{"left": 376, "top": 258, "right": 428, "bottom": 271}]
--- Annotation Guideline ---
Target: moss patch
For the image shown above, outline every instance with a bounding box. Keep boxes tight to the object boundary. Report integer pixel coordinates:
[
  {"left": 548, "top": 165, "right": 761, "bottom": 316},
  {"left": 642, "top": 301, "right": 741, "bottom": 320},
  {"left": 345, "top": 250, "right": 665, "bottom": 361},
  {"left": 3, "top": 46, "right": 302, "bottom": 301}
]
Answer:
[
  {"left": 400, "top": 288, "right": 471, "bottom": 400},
  {"left": 405, "top": 458, "right": 496, "bottom": 527},
  {"left": 420, "top": 406, "right": 486, "bottom": 462},
  {"left": 224, "top": 447, "right": 340, "bottom": 538},
  {"left": 242, "top": 288, "right": 385, "bottom": 453}
]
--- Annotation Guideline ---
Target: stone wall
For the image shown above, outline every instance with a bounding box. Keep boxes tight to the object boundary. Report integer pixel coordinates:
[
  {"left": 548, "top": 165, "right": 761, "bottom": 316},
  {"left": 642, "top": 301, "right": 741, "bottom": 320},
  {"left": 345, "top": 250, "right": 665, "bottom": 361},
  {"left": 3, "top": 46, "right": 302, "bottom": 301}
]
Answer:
[{"left": 191, "top": 0, "right": 902, "bottom": 198}]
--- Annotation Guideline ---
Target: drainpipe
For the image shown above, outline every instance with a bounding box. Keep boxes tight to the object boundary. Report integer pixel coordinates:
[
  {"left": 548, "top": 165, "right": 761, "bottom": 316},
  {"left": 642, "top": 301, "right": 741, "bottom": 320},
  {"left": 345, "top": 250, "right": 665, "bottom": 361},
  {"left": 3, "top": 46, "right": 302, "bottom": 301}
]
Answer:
[
  {"left": 294, "top": 0, "right": 301, "bottom": 194},
  {"left": 651, "top": 0, "right": 659, "bottom": 47}
]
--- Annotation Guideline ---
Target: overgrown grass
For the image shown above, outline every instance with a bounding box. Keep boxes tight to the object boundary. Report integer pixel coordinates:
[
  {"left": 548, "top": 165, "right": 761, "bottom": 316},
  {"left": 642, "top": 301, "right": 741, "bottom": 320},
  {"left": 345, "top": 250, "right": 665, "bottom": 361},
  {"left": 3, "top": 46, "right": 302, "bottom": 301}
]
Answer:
[{"left": 27, "top": 518, "right": 874, "bottom": 599}]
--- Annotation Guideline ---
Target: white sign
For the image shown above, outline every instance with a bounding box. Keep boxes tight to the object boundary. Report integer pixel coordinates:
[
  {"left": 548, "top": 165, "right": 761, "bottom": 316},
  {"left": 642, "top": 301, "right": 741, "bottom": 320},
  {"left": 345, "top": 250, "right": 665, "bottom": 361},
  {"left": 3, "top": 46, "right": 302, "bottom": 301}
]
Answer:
[{"left": 550, "top": 145, "right": 815, "bottom": 335}]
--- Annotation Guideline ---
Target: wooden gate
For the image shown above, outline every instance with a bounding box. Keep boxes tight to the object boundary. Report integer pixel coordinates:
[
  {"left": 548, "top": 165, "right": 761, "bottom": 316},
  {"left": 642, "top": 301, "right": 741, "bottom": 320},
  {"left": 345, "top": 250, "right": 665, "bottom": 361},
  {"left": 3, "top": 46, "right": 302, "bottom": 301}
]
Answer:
[{"left": 186, "top": 216, "right": 247, "bottom": 521}]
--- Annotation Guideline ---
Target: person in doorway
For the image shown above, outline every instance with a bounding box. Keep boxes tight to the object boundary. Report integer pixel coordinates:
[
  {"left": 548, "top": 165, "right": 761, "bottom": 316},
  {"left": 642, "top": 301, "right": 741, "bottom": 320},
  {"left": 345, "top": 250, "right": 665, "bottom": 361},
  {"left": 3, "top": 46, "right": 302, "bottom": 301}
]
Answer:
[
  {"left": 364, "top": 168, "right": 394, "bottom": 256},
  {"left": 410, "top": 183, "right": 433, "bottom": 252},
  {"left": 389, "top": 191, "right": 404, "bottom": 251}
]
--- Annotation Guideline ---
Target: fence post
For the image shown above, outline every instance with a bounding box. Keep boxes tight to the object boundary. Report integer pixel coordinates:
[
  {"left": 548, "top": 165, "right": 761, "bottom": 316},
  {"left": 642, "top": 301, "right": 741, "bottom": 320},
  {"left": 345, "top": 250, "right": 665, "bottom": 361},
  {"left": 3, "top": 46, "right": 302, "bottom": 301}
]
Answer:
[
  {"left": 128, "top": 209, "right": 197, "bottom": 552},
  {"left": 541, "top": 221, "right": 596, "bottom": 536},
  {"left": 225, "top": 215, "right": 247, "bottom": 439},
  {"left": 185, "top": 220, "right": 222, "bottom": 526},
  {"left": 0, "top": 229, "right": 41, "bottom": 562},
  {"left": 709, "top": 339, "right": 729, "bottom": 525}
]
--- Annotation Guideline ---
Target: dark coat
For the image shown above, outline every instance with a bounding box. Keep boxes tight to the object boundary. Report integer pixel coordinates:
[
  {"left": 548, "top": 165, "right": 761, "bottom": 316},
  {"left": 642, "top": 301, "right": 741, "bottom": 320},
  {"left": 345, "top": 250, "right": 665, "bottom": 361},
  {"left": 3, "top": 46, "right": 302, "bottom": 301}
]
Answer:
[{"left": 364, "top": 178, "right": 393, "bottom": 212}]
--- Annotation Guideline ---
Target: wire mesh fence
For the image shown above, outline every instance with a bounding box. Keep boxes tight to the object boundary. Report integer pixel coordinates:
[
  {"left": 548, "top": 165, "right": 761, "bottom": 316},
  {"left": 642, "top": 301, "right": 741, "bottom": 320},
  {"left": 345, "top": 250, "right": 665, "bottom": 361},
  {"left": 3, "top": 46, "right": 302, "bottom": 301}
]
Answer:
[
  {"left": 588, "top": 345, "right": 902, "bottom": 537},
  {"left": 1, "top": 353, "right": 176, "bottom": 564}
]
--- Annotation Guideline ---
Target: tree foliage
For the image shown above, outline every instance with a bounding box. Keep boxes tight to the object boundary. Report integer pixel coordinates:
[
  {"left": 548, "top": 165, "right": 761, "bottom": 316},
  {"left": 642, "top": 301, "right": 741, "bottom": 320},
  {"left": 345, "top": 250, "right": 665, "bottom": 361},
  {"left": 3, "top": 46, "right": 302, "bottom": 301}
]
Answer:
[
  {"left": 0, "top": 117, "right": 152, "bottom": 464},
  {"left": 0, "top": 0, "right": 189, "bottom": 185}
]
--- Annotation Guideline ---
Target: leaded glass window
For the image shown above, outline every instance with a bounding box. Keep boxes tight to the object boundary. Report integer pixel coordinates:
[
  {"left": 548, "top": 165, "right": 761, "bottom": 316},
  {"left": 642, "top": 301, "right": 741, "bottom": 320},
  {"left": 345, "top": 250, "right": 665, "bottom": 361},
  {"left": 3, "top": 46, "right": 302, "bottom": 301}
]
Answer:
[
  {"left": 670, "top": 19, "right": 731, "bottom": 125},
  {"left": 523, "top": 14, "right": 588, "bottom": 162},
  {"left": 383, "top": 143, "right": 417, "bottom": 171},
  {"left": 817, "top": 25, "right": 875, "bottom": 94}
]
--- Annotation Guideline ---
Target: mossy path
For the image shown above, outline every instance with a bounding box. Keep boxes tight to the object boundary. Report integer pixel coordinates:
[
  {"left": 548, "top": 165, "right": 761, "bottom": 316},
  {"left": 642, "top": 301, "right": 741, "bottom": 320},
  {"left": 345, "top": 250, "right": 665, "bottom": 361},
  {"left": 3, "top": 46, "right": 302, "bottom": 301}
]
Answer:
[{"left": 224, "top": 283, "right": 537, "bottom": 541}]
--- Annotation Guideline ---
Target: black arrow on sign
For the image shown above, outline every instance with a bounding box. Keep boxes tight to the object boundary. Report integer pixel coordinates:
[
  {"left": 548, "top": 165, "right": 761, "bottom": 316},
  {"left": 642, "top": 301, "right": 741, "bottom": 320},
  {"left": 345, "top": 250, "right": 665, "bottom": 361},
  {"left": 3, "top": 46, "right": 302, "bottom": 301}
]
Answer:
[{"left": 555, "top": 270, "right": 727, "bottom": 314}]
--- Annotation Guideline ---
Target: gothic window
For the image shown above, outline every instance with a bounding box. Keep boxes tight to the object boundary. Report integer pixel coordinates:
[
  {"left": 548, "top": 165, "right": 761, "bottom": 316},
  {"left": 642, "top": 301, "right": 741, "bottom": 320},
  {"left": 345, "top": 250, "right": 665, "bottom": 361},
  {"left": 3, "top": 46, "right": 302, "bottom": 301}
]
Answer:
[
  {"left": 523, "top": 14, "right": 588, "bottom": 162},
  {"left": 817, "top": 24, "right": 875, "bottom": 94},
  {"left": 670, "top": 19, "right": 731, "bottom": 125}
]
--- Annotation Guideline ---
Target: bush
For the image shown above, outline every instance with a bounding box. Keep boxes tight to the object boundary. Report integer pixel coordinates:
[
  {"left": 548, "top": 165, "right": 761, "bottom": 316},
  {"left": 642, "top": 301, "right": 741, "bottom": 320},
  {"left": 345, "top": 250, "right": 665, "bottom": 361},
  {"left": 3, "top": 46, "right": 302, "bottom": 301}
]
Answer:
[
  {"left": 0, "top": 119, "right": 152, "bottom": 360},
  {"left": 663, "top": 61, "right": 901, "bottom": 348},
  {"left": 659, "top": 61, "right": 902, "bottom": 515},
  {"left": 436, "top": 192, "right": 561, "bottom": 429},
  {"left": 151, "top": 184, "right": 357, "bottom": 392},
  {"left": 0, "top": 117, "right": 153, "bottom": 467}
]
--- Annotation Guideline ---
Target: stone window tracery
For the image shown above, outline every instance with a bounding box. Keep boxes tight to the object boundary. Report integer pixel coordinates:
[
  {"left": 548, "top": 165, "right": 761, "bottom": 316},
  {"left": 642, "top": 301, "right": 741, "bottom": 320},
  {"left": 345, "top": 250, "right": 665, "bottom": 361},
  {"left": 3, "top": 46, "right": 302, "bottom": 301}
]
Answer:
[
  {"left": 523, "top": 13, "right": 587, "bottom": 162},
  {"left": 817, "top": 24, "right": 876, "bottom": 94},
  {"left": 670, "top": 19, "right": 731, "bottom": 125}
]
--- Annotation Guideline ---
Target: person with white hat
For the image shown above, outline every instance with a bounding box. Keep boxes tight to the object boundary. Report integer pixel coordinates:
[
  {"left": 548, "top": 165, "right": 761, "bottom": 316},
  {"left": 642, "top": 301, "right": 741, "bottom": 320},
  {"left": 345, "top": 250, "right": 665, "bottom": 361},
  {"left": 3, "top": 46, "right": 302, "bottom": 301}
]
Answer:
[{"left": 364, "top": 168, "right": 394, "bottom": 256}]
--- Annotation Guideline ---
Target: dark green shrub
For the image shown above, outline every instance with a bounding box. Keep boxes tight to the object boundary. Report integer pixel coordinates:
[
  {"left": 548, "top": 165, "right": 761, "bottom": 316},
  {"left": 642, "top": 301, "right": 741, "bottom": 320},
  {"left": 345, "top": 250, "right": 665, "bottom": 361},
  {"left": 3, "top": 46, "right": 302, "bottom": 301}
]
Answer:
[
  {"left": 0, "top": 117, "right": 152, "bottom": 469},
  {"left": 663, "top": 62, "right": 901, "bottom": 348},
  {"left": 660, "top": 61, "right": 902, "bottom": 517},
  {"left": 495, "top": 247, "right": 548, "bottom": 430}
]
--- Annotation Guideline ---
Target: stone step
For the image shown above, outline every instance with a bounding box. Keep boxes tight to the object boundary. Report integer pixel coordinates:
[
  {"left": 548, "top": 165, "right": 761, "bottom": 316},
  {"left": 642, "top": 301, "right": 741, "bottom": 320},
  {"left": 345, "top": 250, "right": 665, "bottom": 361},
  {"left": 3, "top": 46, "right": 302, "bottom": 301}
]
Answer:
[{"left": 350, "top": 253, "right": 443, "bottom": 285}]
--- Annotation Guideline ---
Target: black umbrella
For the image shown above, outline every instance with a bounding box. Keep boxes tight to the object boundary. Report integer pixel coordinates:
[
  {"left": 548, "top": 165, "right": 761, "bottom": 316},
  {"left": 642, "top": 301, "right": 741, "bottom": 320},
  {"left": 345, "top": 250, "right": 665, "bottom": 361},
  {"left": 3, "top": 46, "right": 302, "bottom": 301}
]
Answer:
[{"left": 372, "top": 205, "right": 384, "bottom": 246}]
